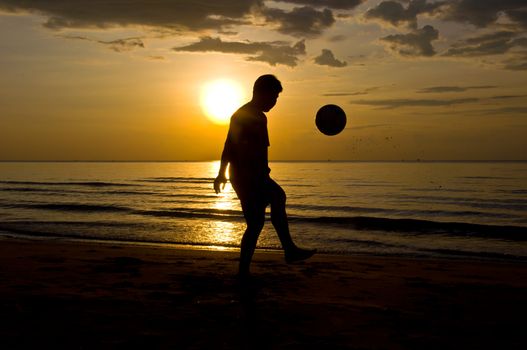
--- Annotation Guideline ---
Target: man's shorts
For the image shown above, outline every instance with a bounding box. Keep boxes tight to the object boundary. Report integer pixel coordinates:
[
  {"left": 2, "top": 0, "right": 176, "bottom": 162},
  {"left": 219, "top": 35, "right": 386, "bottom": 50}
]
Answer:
[{"left": 230, "top": 176, "right": 283, "bottom": 221}]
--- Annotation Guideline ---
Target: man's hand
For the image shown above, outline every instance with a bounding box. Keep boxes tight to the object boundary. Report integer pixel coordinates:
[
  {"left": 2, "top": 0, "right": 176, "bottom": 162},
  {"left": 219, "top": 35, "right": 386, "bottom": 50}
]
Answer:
[{"left": 214, "top": 174, "right": 228, "bottom": 194}]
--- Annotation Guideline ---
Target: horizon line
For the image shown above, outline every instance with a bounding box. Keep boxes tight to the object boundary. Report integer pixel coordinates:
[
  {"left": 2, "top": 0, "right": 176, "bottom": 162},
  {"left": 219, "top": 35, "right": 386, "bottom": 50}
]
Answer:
[{"left": 1, "top": 159, "right": 526, "bottom": 163}]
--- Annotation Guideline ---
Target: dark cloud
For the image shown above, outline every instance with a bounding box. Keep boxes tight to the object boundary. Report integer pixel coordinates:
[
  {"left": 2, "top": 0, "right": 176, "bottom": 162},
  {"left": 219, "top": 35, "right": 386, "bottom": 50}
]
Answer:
[
  {"left": 381, "top": 25, "right": 439, "bottom": 56},
  {"left": 0, "top": 0, "right": 259, "bottom": 31},
  {"left": 62, "top": 35, "right": 145, "bottom": 52},
  {"left": 350, "top": 97, "right": 479, "bottom": 109},
  {"left": 261, "top": 6, "right": 335, "bottom": 37},
  {"left": 365, "top": 0, "right": 446, "bottom": 28},
  {"left": 463, "top": 31, "right": 517, "bottom": 45},
  {"left": 314, "top": 49, "right": 347, "bottom": 67},
  {"left": 514, "top": 37, "right": 527, "bottom": 46},
  {"left": 173, "top": 36, "right": 306, "bottom": 67},
  {"left": 101, "top": 38, "right": 145, "bottom": 52},
  {"left": 488, "top": 94, "right": 527, "bottom": 100},
  {"left": 504, "top": 53, "right": 527, "bottom": 70},
  {"left": 272, "top": 0, "right": 365, "bottom": 10},
  {"left": 441, "top": 0, "right": 526, "bottom": 28},
  {"left": 506, "top": 7, "right": 527, "bottom": 29},
  {"left": 481, "top": 106, "right": 527, "bottom": 114},
  {"left": 444, "top": 31, "right": 527, "bottom": 57},
  {"left": 0, "top": 0, "right": 360, "bottom": 38},
  {"left": 417, "top": 85, "right": 497, "bottom": 93},
  {"left": 365, "top": 1, "right": 527, "bottom": 65}
]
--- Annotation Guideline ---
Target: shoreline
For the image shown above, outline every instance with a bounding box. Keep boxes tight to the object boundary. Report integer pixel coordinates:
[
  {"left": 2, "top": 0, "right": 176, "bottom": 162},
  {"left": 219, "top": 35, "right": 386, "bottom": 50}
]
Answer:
[
  {"left": 1, "top": 237, "right": 526, "bottom": 348},
  {"left": 2, "top": 230, "right": 526, "bottom": 263}
]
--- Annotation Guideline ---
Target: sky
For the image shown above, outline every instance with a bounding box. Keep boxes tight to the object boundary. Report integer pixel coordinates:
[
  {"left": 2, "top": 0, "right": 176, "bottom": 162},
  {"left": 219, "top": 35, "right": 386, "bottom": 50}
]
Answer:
[{"left": 0, "top": 0, "right": 526, "bottom": 161}]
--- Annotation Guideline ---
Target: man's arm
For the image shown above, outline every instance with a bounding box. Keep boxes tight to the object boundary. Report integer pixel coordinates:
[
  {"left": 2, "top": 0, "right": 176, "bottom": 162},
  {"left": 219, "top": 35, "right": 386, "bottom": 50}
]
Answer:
[
  {"left": 214, "top": 117, "right": 240, "bottom": 194},
  {"left": 214, "top": 146, "right": 229, "bottom": 194}
]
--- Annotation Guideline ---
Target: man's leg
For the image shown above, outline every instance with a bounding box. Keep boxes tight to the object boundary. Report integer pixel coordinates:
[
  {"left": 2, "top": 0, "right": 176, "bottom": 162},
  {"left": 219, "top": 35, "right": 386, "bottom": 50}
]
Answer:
[
  {"left": 268, "top": 179, "right": 316, "bottom": 263},
  {"left": 268, "top": 179, "right": 296, "bottom": 252},
  {"left": 239, "top": 200, "right": 266, "bottom": 277}
]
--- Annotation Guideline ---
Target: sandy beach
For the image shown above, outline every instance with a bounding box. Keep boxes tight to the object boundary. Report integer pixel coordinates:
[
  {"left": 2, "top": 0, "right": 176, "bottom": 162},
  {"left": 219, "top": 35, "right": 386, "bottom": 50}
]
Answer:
[{"left": 0, "top": 237, "right": 525, "bottom": 349}]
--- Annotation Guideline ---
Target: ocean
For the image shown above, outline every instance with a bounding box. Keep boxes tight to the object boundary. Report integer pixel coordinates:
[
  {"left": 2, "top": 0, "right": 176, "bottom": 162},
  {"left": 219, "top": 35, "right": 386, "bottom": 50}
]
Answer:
[{"left": 1, "top": 161, "right": 526, "bottom": 260}]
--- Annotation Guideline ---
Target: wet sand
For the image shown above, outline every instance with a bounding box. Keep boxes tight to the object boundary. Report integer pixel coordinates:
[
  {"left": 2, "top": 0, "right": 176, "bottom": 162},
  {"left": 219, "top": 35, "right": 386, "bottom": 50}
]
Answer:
[{"left": 0, "top": 238, "right": 525, "bottom": 349}]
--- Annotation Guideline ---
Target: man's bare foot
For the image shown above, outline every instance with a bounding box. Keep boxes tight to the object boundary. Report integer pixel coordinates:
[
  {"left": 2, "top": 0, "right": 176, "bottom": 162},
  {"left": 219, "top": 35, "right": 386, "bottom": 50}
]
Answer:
[{"left": 285, "top": 248, "right": 317, "bottom": 264}]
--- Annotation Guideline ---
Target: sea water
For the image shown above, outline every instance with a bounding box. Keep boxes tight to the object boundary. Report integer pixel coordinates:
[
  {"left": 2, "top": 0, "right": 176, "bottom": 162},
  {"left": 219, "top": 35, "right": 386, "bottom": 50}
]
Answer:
[{"left": 0, "top": 161, "right": 526, "bottom": 260}]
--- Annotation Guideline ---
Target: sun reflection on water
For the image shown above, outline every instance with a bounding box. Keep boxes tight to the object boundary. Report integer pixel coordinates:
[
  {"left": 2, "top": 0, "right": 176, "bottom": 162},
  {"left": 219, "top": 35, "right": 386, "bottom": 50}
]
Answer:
[
  {"left": 208, "top": 161, "right": 241, "bottom": 248},
  {"left": 211, "top": 196, "right": 239, "bottom": 245}
]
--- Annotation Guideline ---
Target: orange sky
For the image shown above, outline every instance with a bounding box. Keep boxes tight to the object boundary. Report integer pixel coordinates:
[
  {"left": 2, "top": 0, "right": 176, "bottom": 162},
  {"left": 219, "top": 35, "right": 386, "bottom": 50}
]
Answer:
[{"left": 0, "top": 0, "right": 526, "bottom": 161}]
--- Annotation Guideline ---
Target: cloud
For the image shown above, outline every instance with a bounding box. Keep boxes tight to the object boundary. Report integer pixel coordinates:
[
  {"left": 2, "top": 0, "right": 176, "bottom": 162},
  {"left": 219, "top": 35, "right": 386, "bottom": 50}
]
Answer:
[
  {"left": 350, "top": 97, "right": 479, "bottom": 109},
  {"left": 506, "top": 7, "right": 527, "bottom": 29},
  {"left": 441, "top": 0, "right": 526, "bottom": 28},
  {"left": 0, "top": 0, "right": 360, "bottom": 39},
  {"left": 147, "top": 56, "right": 166, "bottom": 61},
  {"left": 444, "top": 31, "right": 527, "bottom": 57},
  {"left": 100, "top": 38, "right": 145, "bottom": 52},
  {"left": 314, "top": 49, "right": 347, "bottom": 67},
  {"left": 365, "top": 0, "right": 446, "bottom": 28},
  {"left": 351, "top": 124, "right": 391, "bottom": 130},
  {"left": 505, "top": 59, "right": 527, "bottom": 70},
  {"left": 260, "top": 6, "right": 335, "bottom": 37},
  {"left": 350, "top": 94, "right": 526, "bottom": 109},
  {"left": 381, "top": 25, "right": 439, "bottom": 56},
  {"left": 62, "top": 35, "right": 145, "bottom": 52},
  {"left": 488, "top": 94, "right": 527, "bottom": 100},
  {"left": 272, "top": 0, "right": 365, "bottom": 10},
  {"left": 364, "top": 1, "right": 527, "bottom": 65},
  {"left": 0, "top": 0, "right": 259, "bottom": 31},
  {"left": 329, "top": 34, "right": 347, "bottom": 42},
  {"left": 323, "top": 87, "right": 381, "bottom": 96},
  {"left": 504, "top": 53, "right": 527, "bottom": 70},
  {"left": 481, "top": 106, "right": 527, "bottom": 114},
  {"left": 417, "top": 85, "right": 498, "bottom": 93},
  {"left": 172, "top": 36, "right": 306, "bottom": 67}
]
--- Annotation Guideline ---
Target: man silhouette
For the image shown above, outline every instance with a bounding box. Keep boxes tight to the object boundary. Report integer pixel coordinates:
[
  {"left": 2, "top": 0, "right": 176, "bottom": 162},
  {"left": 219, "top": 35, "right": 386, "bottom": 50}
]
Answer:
[{"left": 214, "top": 74, "right": 316, "bottom": 277}]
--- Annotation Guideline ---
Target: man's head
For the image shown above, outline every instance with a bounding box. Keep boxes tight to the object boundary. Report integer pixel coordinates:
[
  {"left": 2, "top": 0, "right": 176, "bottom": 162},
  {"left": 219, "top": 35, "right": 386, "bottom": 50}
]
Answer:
[{"left": 252, "top": 74, "right": 282, "bottom": 112}]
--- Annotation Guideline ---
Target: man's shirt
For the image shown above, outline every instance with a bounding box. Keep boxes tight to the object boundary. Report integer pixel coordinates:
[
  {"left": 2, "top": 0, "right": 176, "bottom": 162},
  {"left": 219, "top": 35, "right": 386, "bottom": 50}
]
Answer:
[{"left": 223, "top": 102, "right": 270, "bottom": 182}]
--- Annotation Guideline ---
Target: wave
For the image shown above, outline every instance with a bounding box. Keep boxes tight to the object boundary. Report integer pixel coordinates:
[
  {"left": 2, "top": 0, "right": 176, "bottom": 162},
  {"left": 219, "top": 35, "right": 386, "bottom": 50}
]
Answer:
[
  {"left": 404, "top": 187, "right": 480, "bottom": 193},
  {"left": 125, "top": 207, "right": 527, "bottom": 241},
  {"left": 0, "top": 180, "right": 135, "bottom": 187},
  {"left": 0, "top": 187, "right": 145, "bottom": 196},
  {"left": 396, "top": 194, "right": 527, "bottom": 205},
  {"left": 288, "top": 203, "right": 519, "bottom": 219},
  {"left": 135, "top": 207, "right": 242, "bottom": 220},
  {"left": 0, "top": 225, "right": 248, "bottom": 252},
  {"left": 343, "top": 183, "right": 399, "bottom": 188},
  {"left": 499, "top": 189, "right": 527, "bottom": 195},
  {"left": 0, "top": 186, "right": 214, "bottom": 199},
  {"left": 138, "top": 177, "right": 213, "bottom": 184},
  {"left": 1, "top": 187, "right": 55, "bottom": 193},
  {"left": 2, "top": 202, "right": 240, "bottom": 218},
  {"left": 0, "top": 220, "right": 138, "bottom": 228},
  {"left": 417, "top": 247, "right": 526, "bottom": 261},
  {"left": 390, "top": 196, "right": 527, "bottom": 211},
  {"left": 459, "top": 176, "right": 514, "bottom": 180},
  {"left": 6, "top": 203, "right": 131, "bottom": 213},
  {"left": 1, "top": 223, "right": 524, "bottom": 262},
  {"left": 290, "top": 216, "right": 526, "bottom": 241},
  {"left": 3, "top": 201, "right": 525, "bottom": 241}
]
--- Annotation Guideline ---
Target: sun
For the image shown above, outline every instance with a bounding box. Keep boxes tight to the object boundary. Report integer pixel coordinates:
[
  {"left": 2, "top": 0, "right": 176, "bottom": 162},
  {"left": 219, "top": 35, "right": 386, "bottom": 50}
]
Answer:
[{"left": 200, "top": 79, "right": 245, "bottom": 125}]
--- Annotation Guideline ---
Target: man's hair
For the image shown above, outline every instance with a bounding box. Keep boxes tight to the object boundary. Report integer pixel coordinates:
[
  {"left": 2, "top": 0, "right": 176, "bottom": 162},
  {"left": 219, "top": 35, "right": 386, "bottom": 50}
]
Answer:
[{"left": 253, "top": 74, "right": 282, "bottom": 95}]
